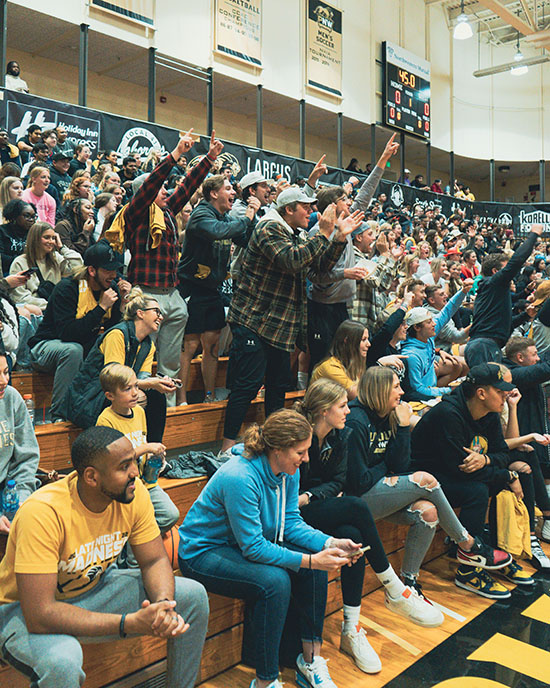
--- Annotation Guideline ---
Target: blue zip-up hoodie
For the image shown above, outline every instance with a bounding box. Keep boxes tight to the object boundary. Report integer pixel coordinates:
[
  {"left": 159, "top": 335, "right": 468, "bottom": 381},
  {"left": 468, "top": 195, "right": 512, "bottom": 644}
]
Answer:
[
  {"left": 401, "top": 289, "right": 466, "bottom": 401},
  {"left": 178, "top": 445, "right": 329, "bottom": 570}
]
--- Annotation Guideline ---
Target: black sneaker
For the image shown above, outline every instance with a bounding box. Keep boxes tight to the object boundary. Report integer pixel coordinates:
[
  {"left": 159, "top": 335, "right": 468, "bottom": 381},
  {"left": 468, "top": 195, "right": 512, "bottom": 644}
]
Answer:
[{"left": 456, "top": 536, "right": 512, "bottom": 570}]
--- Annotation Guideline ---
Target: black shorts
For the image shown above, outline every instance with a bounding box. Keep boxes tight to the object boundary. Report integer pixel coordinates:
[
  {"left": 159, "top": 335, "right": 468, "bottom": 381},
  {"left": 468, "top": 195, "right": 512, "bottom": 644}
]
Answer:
[{"left": 184, "top": 287, "right": 226, "bottom": 335}]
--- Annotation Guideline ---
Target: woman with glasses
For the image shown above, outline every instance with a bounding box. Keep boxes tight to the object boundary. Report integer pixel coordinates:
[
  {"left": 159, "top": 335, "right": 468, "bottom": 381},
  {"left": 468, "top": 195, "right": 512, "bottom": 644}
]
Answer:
[
  {"left": 62, "top": 286, "right": 176, "bottom": 440},
  {"left": 0, "top": 199, "right": 37, "bottom": 275}
]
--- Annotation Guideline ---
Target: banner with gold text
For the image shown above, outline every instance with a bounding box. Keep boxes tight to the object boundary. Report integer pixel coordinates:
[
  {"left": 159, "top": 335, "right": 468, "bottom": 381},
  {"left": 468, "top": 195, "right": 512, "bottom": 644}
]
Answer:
[
  {"left": 215, "top": 0, "right": 262, "bottom": 67},
  {"left": 306, "top": 0, "right": 342, "bottom": 97}
]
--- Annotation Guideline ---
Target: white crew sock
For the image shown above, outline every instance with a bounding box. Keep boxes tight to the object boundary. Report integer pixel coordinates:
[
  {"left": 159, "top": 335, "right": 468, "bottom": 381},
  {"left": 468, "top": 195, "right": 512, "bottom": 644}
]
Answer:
[
  {"left": 342, "top": 604, "right": 361, "bottom": 634},
  {"left": 376, "top": 565, "right": 406, "bottom": 599},
  {"left": 297, "top": 371, "right": 309, "bottom": 390}
]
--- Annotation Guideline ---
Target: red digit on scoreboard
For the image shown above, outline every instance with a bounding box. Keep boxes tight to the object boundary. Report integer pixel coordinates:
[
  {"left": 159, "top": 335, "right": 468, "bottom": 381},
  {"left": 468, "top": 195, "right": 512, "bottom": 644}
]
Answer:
[
  {"left": 424, "top": 103, "right": 430, "bottom": 116},
  {"left": 395, "top": 90, "right": 401, "bottom": 105},
  {"left": 390, "top": 107, "right": 396, "bottom": 119},
  {"left": 425, "top": 121, "right": 430, "bottom": 131}
]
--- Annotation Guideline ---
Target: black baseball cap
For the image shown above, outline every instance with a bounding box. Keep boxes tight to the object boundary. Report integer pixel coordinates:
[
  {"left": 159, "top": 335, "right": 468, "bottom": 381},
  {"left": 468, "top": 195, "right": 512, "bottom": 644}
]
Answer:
[
  {"left": 465, "top": 363, "right": 515, "bottom": 391},
  {"left": 52, "top": 151, "right": 72, "bottom": 161},
  {"left": 84, "top": 240, "right": 121, "bottom": 271}
]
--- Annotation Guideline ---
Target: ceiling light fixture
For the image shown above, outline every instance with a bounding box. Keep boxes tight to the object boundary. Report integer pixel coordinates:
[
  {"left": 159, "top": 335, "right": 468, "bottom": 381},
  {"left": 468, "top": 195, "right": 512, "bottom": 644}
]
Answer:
[
  {"left": 454, "top": 1, "right": 473, "bottom": 40},
  {"left": 510, "top": 33, "right": 528, "bottom": 76}
]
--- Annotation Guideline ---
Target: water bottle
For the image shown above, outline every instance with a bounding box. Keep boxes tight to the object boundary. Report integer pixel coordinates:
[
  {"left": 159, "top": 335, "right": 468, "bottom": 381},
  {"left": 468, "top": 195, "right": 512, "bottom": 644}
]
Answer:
[
  {"left": 142, "top": 455, "right": 163, "bottom": 485},
  {"left": 23, "top": 394, "right": 35, "bottom": 425},
  {"left": 2, "top": 480, "right": 19, "bottom": 521}
]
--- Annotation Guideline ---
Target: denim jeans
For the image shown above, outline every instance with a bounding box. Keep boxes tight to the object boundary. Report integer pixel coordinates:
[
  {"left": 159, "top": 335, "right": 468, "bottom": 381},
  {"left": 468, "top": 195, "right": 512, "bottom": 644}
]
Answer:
[
  {"left": 362, "top": 474, "right": 469, "bottom": 578},
  {"left": 179, "top": 545, "right": 327, "bottom": 682}
]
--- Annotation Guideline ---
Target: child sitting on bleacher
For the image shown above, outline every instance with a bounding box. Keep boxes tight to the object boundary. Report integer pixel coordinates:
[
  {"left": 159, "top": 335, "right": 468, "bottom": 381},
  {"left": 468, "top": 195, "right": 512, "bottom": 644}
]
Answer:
[{"left": 96, "top": 363, "right": 179, "bottom": 544}]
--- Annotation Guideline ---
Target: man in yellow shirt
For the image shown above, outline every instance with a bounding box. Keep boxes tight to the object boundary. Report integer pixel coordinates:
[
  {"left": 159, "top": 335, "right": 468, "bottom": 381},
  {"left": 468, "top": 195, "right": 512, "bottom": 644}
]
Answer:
[{"left": 0, "top": 425, "right": 208, "bottom": 688}]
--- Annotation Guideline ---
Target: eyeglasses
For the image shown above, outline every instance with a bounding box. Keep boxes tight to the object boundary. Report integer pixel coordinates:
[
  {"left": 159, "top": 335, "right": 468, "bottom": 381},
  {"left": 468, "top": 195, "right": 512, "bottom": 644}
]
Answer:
[{"left": 143, "top": 307, "right": 162, "bottom": 317}]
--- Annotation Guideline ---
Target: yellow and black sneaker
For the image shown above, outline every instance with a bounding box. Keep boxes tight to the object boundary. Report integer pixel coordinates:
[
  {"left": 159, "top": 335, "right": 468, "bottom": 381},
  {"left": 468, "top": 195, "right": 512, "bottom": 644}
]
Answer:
[
  {"left": 496, "top": 560, "right": 535, "bottom": 586},
  {"left": 455, "top": 566, "right": 511, "bottom": 599}
]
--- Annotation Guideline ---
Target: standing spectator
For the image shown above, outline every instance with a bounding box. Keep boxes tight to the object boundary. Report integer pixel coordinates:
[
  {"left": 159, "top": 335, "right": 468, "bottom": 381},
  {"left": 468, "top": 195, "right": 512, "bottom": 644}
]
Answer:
[
  {"left": 28, "top": 240, "right": 127, "bottom": 421},
  {"left": 176, "top": 174, "right": 259, "bottom": 405},
  {"left": 55, "top": 198, "right": 95, "bottom": 256},
  {"left": 20, "top": 143, "right": 50, "bottom": 177},
  {"left": 399, "top": 169, "right": 411, "bottom": 185},
  {"left": 53, "top": 126, "right": 74, "bottom": 158},
  {"left": 430, "top": 179, "right": 443, "bottom": 194},
  {"left": 411, "top": 174, "right": 429, "bottom": 190},
  {"left": 0, "top": 199, "right": 36, "bottom": 275},
  {"left": 220, "top": 187, "right": 363, "bottom": 452},
  {"left": 0, "top": 129, "right": 21, "bottom": 169},
  {"left": 16, "top": 124, "right": 41, "bottom": 166},
  {"left": 40, "top": 129, "right": 57, "bottom": 157},
  {"left": 105, "top": 130, "right": 222, "bottom": 404},
  {"left": 466, "top": 225, "right": 542, "bottom": 366},
  {"left": 4, "top": 61, "right": 28, "bottom": 92},
  {"left": 22, "top": 167, "right": 55, "bottom": 226},
  {"left": 346, "top": 158, "right": 363, "bottom": 174},
  {"left": 9, "top": 222, "right": 82, "bottom": 311},
  {"left": 120, "top": 156, "right": 139, "bottom": 200},
  {"left": 460, "top": 249, "right": 480, "bottom": 280},
  {"left": 0, "top": 176, "right": 24, "bottom": 222},
  {"left": 68, "top": 144, "right": 91, "bottom": 177}
]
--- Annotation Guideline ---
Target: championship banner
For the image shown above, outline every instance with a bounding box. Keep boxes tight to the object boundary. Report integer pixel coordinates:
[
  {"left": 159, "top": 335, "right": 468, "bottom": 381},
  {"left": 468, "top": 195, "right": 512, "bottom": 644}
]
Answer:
[
  {"left": 1, "top": 88, "right": 548, "bottom": 236},
  {"left": 306, "top": 0, "right": 342, "bottom": 97},
  {"left": 90, "top": 0, "right": 154, "bottom": 27},
  {"left": 214, "top": 0, "right": 262, "bottom": 67}
]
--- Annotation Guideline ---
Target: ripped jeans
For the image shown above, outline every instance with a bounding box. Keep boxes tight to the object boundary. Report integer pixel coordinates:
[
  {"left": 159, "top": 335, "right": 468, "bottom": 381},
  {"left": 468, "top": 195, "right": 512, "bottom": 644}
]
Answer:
[{"left": 361, "top": 473, "right": 469, "bottom": 579}]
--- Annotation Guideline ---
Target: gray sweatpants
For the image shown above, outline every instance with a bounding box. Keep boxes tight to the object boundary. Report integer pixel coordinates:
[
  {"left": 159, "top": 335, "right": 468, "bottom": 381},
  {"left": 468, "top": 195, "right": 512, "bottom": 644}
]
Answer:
[{"left": 0, "top": 567, "right": 209, "bottom": 688}]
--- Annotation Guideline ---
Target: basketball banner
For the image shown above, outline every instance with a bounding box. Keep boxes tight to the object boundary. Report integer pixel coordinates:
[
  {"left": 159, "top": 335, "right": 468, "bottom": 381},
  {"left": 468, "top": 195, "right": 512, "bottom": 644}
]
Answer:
[{"left": 214, "top": 0, "right": 262, "bottom": 67}]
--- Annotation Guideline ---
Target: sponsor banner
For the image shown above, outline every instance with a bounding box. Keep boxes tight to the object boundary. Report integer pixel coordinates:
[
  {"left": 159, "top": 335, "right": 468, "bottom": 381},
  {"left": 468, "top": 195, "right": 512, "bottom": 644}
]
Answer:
[
  {"left": 306, "top": 0, "right": 342, "bottom": 97},
  {"left": 214, "top": 0, "right": 262, "bottom": 67},
  {"left": 2, "top": 89, "right": 548, "bottom": 235}
]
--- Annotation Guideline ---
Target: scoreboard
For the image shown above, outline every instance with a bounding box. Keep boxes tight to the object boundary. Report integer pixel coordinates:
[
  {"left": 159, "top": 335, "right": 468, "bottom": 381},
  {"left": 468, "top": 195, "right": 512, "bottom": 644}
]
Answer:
[{"left": 383, "top": 41, "right": 431, "bottom": 141}]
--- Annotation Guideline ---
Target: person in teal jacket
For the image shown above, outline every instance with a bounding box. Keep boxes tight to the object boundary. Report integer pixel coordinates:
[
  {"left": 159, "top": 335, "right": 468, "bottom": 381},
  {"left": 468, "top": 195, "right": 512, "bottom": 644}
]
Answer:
[{"left": 179, "top": 408, "right": 361, "bottom": 688}]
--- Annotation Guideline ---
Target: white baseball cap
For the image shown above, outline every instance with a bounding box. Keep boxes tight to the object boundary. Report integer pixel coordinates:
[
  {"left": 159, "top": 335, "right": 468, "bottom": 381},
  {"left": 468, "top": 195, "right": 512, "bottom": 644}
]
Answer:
[
  {"left": 405, "top": 307, "right": 432, "bottom": 327},
  {"left": 276, "top": 187, "right": 316, "bottom": 209},
  {"left": 239, "top": 171, "right": 267, "bottom": 189}
]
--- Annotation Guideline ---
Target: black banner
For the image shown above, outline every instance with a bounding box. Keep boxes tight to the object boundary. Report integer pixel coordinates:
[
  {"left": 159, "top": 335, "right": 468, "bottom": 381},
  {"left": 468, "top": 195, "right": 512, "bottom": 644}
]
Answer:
[{"left": 2, "top": 88, "right": 549, "bottom": 236}]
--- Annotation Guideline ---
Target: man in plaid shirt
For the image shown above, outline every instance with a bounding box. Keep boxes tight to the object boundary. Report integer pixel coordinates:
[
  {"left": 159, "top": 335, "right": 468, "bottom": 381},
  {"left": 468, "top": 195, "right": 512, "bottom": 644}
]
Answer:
[
  {"left": 121, "top": 130, "right": 224, "bottom": 403},
  {"left": 221, "top": 187, "right": 364, "bottom": 450}
]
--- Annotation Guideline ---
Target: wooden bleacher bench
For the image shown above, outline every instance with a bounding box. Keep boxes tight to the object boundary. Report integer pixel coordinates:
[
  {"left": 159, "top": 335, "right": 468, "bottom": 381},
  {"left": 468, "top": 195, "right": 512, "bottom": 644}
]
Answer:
[
  {"left": 10, "top": 356, "right": 230, "bottom": 413},
  {"left": 0, "top": 474, "right": 449, "bottom": 687}
]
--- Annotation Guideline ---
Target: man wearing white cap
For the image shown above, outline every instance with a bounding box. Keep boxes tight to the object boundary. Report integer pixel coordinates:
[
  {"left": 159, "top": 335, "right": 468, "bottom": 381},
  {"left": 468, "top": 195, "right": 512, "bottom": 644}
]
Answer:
[
  {"left": 401, "top": 278, "right": 473, "bottom": 401},
  {"left": 220, "top": 186, "right": 364, "bottom": 451}
]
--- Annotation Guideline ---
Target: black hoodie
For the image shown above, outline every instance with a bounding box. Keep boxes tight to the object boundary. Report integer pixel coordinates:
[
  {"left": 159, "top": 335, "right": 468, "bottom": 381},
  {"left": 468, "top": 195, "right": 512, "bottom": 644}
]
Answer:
[{"left": 410, "top": 386, "right": 509, "bottom": 489}]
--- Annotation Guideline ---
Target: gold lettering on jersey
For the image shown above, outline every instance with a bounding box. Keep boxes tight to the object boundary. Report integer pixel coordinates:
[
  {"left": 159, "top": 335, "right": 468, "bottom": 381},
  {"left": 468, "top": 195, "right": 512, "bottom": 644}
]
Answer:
[
  {"left": 369, "top": 430, "right": 391, "bottom": 453},
  {"left": 0, "top": 420, "right": 14, "bottom": 448}
]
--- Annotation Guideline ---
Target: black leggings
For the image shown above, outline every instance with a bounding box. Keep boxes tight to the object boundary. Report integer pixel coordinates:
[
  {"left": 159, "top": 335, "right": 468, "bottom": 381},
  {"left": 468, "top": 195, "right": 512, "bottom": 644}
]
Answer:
[
  {"left": 301, "top": 496, "right": 389, "bottom": 607},
  {"left": 144, "top": 388, "right": 167, "bottom": 442}
]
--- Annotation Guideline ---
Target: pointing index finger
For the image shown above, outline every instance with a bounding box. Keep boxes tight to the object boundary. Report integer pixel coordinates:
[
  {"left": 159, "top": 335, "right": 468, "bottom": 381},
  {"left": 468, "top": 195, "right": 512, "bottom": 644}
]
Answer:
[{"left": 317, "top": 154, "right": 326, "bottom": 166}]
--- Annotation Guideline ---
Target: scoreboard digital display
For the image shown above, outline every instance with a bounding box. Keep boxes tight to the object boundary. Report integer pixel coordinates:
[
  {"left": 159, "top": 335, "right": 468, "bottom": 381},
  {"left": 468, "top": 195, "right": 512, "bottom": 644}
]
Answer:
[{"left": 383, "top": 41, "right": 431, "bottom": 141}]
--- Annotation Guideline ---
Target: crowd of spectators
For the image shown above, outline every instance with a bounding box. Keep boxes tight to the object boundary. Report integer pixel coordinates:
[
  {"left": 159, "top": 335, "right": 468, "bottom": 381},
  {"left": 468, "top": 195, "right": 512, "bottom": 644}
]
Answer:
[{"left": 1, "top": 104, "right": 550, "bottom": 688}]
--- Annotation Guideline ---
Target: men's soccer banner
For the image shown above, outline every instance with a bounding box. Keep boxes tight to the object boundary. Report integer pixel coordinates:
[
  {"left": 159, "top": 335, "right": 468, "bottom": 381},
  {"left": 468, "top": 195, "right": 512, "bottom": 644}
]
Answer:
[
  {"left": 306, "top": 0, "right": 343, "bottom": 97},
  {"left": 214, "top": 0, "right": 262, "bottom": 67},
  {"left": 1, "top": 88, "right": 548, "bottom": 235}
]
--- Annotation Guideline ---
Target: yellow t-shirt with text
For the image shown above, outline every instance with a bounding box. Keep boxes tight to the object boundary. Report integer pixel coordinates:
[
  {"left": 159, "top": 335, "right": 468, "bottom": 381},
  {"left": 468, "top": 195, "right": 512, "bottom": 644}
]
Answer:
[{"left": 0, "top": 472, "right": 159, "bottom": 604}]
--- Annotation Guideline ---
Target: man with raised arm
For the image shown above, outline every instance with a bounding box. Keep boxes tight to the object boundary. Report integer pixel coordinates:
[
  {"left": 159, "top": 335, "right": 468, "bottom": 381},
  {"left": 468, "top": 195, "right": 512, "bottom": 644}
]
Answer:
[
  {"left": 106, "top": 130, "right": 224, "bottom": 404},
  {"left": 220, "top": 185, "right": 364, "bottom": 452},
  {"left": 0, "top": 425, "right": 208, "bottom": 688}
]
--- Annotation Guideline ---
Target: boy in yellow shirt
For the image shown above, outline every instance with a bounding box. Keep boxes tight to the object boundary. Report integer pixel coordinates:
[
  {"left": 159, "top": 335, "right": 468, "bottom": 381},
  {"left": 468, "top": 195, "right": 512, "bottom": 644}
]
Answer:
[{"left": 96, "top": 363, "right": 179, "bottom": 544}]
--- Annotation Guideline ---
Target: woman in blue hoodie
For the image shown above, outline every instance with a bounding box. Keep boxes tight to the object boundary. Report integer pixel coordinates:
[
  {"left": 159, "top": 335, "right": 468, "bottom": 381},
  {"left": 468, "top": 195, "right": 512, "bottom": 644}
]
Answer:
[{"left": 178, "top": 408, "right": 360, "bottom": 688}]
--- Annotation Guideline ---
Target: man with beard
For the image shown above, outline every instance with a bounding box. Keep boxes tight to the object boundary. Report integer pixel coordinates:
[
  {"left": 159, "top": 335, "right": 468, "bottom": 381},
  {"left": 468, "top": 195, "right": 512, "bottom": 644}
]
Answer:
[
  {"left": 28, "top": 241, "right": 130, "bottom": 420},
  {"left": 5, "top": 60, "right": 28, "bottom": 92},
  {"left": 0, "top": 425, "right": 208, "bottom": 688}
]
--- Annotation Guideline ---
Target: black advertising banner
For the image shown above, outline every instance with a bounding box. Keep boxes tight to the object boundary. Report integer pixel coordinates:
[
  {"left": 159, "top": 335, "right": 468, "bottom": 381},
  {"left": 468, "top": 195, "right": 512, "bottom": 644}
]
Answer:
[{"left": 1, "top": 88, "right": 548, "bottom": 236}]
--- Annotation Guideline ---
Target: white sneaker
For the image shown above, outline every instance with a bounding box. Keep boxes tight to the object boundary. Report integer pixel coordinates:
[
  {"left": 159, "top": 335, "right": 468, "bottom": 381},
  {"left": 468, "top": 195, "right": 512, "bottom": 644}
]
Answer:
[
  {"left": 249, "top": 679, "right": 284, "bottom": 688},
  {"left": 531, "top": 535, "right": 550, "bottom": 570},
  {"left": 340, "top": 624, "right": 382, "bottom": 673},
  {"left": 540, "top": 519, "right": 550, "bottom": 544},
  {"left": 296, "top": 653, "right": 337, "bottom": 688},
  {"left": 385, "top": 586, "right": 444, "bottom": 627}
]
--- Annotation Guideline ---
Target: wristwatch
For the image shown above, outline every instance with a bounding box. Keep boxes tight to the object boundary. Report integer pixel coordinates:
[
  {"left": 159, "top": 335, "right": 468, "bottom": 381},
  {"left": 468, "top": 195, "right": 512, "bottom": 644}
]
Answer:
[
  {"left": 305, "top": 491, "right": 313, "bottom": 504},
  {"left": 508, "top": 470, "right": 519, "bottom": 484}
]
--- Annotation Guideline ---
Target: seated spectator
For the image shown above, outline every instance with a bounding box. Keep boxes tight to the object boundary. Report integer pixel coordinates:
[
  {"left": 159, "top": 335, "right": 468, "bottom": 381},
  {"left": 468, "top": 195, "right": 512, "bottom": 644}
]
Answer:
[
  {"left": 415, "top": 241, "right": 432, "bottom": 277},
  {"left": 346, "top": 158, "right": 363, "bottom": 174},
  {"left": 176, "top": 174, "right": 258, "bottom": 405},
  {"left": 63, "top": 286, "right": 173, "bottom": 436},
  {"left": 460, "top": 249, "right": 479, "bottom": 280},
  {"left": 0, "top": 425, "right": 208, "bottom": 687},
  {"left": 68, "top": 144, "right": 92, "bottom": 177},
  {"left": 425, "top": 284, "right": 470, "bottom": 353},
  {"left": 48, "top": 152, "right": 72, "bottom": 206},
  {"left": 120, "top": 156, "right": 139, "bottom": 200},
  {"left": 28, "top": 240, "right": 128, "bottom": 421},
  {"left": 180, "top": 408, "right": 360, "bottom": 688},
  {"left": 0, "top": 286, "right": 19, "bottom": 367},
  {"left": 93, "top": 192, "right": 117, "bottom": 241},
  {"left": 104, "top": 182, "right": 124, "bottom": 208},
  {"left": 20, "top": 143, "right": 50, "bottom": 177},
  {"left": 16, "top": 124, "right": 41, "bottom": 166},
  {"left": 347, "top": 365, "right": 511, "bottom": 600},
  {"left": 401, "top": 280, "right": 473, "bottom": 401},
  {"left": 401, "top": 253, "right": 419, "bottom": 281},
  {"left": 40, "top": 129, "right": 57, "bottom": 159},
  {"left": 55, "top": 198, "right": 95, "bottom": 256},
  {"left": 98, "top": 170, "right": 122, "bottom": 193},
  {"left": 96, "top": 363, "right": 179, "bottom": 541},
  {"left": 0, "top": 350, "right": 39, "bottom": 535},
  {"left": 143, "top": 148, "right": 162, "bottom": 173},
  {"left": 0, "top": 129, "right": 21, "bottom": 169},
  {"left": 0, "top": 176, "right": 24, "bottom": 222},
  {"left": 411, "top": 363, "right": 527, "bottom": 597},
  {"left": 21, "top": 167, "right": 55, "bottom": 226},
  {"left": 62, "top": 174, "right": 94, "bottom": 206},
  {"left": 410, "top": 174, "right": 429, "bottom": 190},
  {"left": 9, "top": 221, "right": 82, "bottom": 310},
  {"left": 295, "top": 379, "right": 442, "bottom": 673},
  {"left": 430, "top": 179, "right": 443, "bottom": 194},
  {"left": 4, "top": 60, "right": 28, "bottom": 92},
  {"left": 0, "top": 199, "right": 37, "bottom": 275},
  {"left": 421, "top": 257, "right": 448, "bottom": 287},
  {"left": 367, "top": 291, "right": 413, "bottom": 365}
]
